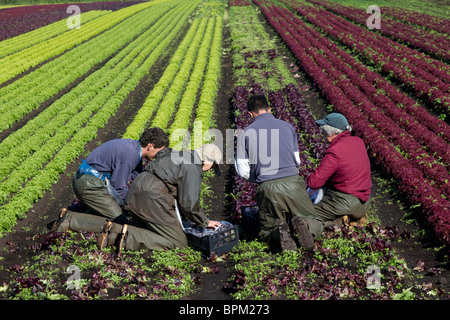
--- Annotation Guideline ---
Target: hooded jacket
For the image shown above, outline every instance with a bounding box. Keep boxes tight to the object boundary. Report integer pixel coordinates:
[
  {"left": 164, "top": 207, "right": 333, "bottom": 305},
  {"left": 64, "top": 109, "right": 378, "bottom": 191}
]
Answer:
[{"left": 124, "top": 147, "right": 209, "bottom": 228}]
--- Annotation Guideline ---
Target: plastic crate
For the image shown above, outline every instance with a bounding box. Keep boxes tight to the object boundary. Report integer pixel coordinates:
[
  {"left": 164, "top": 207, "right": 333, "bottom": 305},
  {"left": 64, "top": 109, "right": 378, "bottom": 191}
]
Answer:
[
  {"left": 186, "top": 224, "right": 239, "bottom": 257},
  {"left": 241, "top": 205, "right": 260, "bottom": 237}
]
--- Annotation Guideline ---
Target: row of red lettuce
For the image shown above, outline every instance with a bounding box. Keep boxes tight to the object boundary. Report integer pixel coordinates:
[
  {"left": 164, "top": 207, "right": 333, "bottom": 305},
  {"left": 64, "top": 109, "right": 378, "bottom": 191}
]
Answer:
[
  {"left": 253, "top": 0, "right": 449, "bottom": 248},
  {"left": 0, "top": 1, "right": 144, "bottom": 41}
]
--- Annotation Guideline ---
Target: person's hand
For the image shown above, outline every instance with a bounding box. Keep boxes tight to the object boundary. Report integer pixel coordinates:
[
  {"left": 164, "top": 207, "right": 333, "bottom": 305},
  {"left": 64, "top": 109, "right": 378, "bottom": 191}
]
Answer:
[{"left": 207, "top": 220, "right": 221, "bottom": 229}]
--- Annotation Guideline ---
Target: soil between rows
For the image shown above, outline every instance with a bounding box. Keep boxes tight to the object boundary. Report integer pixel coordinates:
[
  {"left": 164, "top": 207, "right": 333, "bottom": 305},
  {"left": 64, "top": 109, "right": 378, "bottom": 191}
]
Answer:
[{"left": 0, "top": 9, "right": 448, "bottom": 302}]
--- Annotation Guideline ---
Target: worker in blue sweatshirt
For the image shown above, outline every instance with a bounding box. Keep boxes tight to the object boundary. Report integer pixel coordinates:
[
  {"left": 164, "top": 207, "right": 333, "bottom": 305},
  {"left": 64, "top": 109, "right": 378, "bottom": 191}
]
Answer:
[{"left": 72, "top": 127, "right": 167, "bottom": 224}]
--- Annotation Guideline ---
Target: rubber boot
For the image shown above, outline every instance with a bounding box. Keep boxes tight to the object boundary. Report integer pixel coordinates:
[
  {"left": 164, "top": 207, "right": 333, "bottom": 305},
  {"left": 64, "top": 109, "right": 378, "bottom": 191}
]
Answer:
[
  {"left": 278, "top": 222, "right": 297, "bottom": 251},
  {"left": 97, "top": 220, "right": 128, "bottom": 254},
  {"left": 53, "top": 210, "right": 110, "bottom": 233},
  {"left": 291, "top": 216, "right": 315, "bottom": 251}
]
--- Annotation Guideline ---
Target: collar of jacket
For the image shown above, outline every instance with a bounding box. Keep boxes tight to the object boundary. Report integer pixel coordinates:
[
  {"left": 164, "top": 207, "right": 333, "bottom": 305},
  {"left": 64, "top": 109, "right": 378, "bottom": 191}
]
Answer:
[
  {"left": 329, "top": 130, "right": 351, "bottom": 147},
  {"left": 253, "top": 112, "right": 274, "bottom": 123},
  {"left": 151, "top": 147, "right": 202, "bottom": 169},
  {"left": 144, "top": 147, "right": 171, "bottom": 174},
  {"left": 155, "top": 147, "right": 172, "bottom": 159}
]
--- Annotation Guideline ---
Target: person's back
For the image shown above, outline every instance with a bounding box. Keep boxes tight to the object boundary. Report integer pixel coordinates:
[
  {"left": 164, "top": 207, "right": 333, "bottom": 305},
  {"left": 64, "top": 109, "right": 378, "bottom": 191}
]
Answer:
[
  {"left": 72, "top": 128, "right": 168, "bottom": 223},
  {"left": 327, "top": 132, "right": 371, "bottom": 201},
  {"left": 86, "top": 138, "right": 143, "bottom": 199},
  {"left": 235, "top": 94, "right": 319, "bottom": 252},
  {"left": 308, "top": 131, "right": 371, "bottom": 202},
  {"left": 241, "top": 112, "right": 300, "bottom": 183},
  {"left": 125, "top": 147, "right": 209, "bottom": 228},
  {"left": 307, "top": 113, "right": 372, "bottom": 229}
]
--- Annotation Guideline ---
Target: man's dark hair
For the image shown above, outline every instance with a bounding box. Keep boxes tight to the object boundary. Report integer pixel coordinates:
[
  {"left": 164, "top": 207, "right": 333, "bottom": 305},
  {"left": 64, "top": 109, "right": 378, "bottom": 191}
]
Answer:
[
  {"left": 139, "top": 127, "right": 169, "bottom": 148},
  {"left": 247, "top": 95, "right": 269, "bottom": 113}
]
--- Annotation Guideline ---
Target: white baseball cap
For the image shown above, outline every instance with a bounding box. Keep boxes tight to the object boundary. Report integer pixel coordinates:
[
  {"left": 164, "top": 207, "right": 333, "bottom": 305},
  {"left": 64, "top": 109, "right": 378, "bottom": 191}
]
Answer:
[{"left": 195, "top": 144, "right": 222, "bottom": 176}]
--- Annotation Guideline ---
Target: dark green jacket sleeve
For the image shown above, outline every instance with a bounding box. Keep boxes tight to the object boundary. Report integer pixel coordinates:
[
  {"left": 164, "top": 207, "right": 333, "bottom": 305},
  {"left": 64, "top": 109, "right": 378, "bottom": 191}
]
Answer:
[{"left": 177, "top": 164, "right": 209, "bottom": 228}]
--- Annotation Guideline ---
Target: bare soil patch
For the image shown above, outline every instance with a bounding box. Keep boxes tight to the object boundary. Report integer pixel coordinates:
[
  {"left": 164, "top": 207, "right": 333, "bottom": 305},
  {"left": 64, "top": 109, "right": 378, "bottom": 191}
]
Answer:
[{"left": 0, "top": 7, "right": 448, "bottom": 303}]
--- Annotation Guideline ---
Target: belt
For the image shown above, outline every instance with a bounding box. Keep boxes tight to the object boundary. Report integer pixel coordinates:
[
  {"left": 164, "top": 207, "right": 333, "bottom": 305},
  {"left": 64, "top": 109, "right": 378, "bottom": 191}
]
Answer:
[{"left": 77, "top": 160, "right": 111, "bottom": 182}]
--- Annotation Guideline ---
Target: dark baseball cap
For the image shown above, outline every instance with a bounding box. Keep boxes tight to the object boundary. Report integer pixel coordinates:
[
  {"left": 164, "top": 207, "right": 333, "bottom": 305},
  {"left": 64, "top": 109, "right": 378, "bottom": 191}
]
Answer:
[{"left": 315, "top": 113, "right": 349, "bottom": 130}]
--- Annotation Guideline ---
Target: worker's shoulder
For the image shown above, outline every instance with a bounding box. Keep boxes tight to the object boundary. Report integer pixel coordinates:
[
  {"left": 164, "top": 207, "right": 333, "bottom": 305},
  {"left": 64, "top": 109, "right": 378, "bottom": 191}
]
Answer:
[
  {"left": 244, "top": 116, "right": 294, "bottom": 131},
  {"left": 342, "top": 133, "right": 366, "bottom": 146},
  {"left": 330, "top": 133, "right": 366, "bottom": 153}
]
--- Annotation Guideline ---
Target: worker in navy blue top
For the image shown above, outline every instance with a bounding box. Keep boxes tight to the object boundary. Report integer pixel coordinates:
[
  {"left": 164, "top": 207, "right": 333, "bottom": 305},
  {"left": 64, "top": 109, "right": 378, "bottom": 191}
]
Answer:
[
  {"left": 72, "top": 127, "right": 168, "bottom": 224},
  {"left": 235, "top": 95, "right": 321, "bottom": 251}
]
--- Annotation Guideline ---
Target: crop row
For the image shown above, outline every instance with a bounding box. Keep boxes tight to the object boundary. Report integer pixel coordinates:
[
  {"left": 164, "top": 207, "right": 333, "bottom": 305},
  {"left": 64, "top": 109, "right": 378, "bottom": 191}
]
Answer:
[
  {"left": 287, "top": 0, "right": 450, "bottom": 117},
  {"left": 0, "top": 10, "right": 109, "bottom": 58},
  {"left": 306, "top": 0, "right": 450, "bottom": 62},
  {"left": 226, "top": 220, "right": 414, "bottom": 300},
  {"left": 279, "top": 2, "right": 450, "bottom": 165},
  {"left": 0, "top": 2, "right": 178, "bottom": 154},
  {"left": 122, "top": 16, "right": 205, "bottom": 141},
  {"left": 0, "top": 1, "right": 200, "bottom": 234},
  {"left": 229, "top": 0, "right": 252, "bottom": 5},
  {"left": 380, "top": 6, "right": 449, "bottom": 35},
  {"left": 270, "top": 84, "right": 327, "bottom": 176},
  {"left": 228, "top": 5, "right": 326, "bottom": 221},
  {"left": 229, "top": 5, "right": 294, "bottom": 91},
  {"left": 231, "top": 85, "right": 258, "bottom": 219},
  {"left": 0, "top": 1, "right": 178, "bottom": 132},
  {"left": 282, "top": 83, "right": 327, "bottom": 165},
  {"left": 0, "top": 1, "right": 144, "bottom": 40},
  {"left": 0, "top": 1, "right": 190, "bottom": 194},
  {"left": 254, "top": 0, "right": 450, "bottom": 248},
  {"left": 188, "top": 10, "right": 224, "bottom": 148},
  {"left": 0, "top": 1, "right": 162, "bottom": 85},
  {"left": 124, "top": 1, "right": 225, "bottom": 149},
  {"left": 258, "top": 1, "right": 449, "bottom": 190},
  {"left": 146, "top": 18, "right": 213, "bottom": 133}
]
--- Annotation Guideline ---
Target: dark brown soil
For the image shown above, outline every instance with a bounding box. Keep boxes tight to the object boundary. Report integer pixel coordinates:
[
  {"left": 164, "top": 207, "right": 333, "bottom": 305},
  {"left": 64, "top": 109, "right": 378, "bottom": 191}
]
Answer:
[{"left": 0, "top": 7, "right": 448, "bottom": 304}]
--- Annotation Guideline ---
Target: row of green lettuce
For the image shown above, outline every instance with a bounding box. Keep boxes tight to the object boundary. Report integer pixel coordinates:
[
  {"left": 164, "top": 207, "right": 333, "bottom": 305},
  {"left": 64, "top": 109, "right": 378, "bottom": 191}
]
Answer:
[
  {"left": 123, "top": 0, "right": 225, "bottom": 150},
  {"left": 0, "top": 0, "right": 203, "bottom": 235}
]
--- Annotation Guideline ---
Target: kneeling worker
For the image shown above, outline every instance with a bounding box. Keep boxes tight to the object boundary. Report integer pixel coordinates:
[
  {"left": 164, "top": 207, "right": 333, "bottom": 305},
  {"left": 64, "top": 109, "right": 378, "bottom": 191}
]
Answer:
[
  {"left": 71, "top": 127, "right": 167, "bottom": 224},
  {"left": 235, "top": 94, "right": 321, "bottom": 252},
  {"left": 101, "top": 142, "right": 223, "bottom": 252},
  {"left": 53, "top": 131, "right": 222, "bottom": 253},
  {"left": 307, "top": 113, "right": 372, "bottom": 229}
]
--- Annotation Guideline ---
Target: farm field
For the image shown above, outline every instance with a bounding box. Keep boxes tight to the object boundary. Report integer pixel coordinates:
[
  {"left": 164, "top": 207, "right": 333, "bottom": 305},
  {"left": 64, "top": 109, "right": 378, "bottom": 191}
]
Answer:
[{"left": 0, "top": 0, "right": 448, "bottom": 306}]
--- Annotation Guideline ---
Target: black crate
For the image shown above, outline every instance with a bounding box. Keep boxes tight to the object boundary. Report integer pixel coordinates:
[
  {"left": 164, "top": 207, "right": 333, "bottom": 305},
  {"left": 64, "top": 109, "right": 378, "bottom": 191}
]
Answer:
[
  {"left": 241, "top": 205, "right": 260, "bottom": 237},
  {"left": 186, "top": 224, "right": 239, "bottom": 257}
]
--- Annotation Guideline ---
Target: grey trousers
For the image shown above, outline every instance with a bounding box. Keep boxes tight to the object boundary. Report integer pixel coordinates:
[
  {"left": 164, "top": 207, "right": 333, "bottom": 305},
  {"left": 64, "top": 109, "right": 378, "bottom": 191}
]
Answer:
[
  {"left": 72, "top": 173, "right": 129, "bottom": 224},
  {"left": 59, "top": 210, "right": 188, "bottom": 251},
  {"left": 255, "top": 175, "right": 324, "bottom": 243}
]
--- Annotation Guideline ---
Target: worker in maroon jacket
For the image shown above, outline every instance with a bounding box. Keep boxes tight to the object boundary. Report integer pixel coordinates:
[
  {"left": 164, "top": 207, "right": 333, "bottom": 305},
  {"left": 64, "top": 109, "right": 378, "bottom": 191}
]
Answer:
[{"left": 307, "top": 113, "right": 372, "bottom": 229}]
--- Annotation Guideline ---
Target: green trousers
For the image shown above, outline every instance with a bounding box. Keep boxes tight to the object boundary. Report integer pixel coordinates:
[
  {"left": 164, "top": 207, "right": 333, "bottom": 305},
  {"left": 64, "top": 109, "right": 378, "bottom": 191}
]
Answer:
[
  {"left": 314, "top": 188, "right": 371, "bottom": 226},
  {"left": 255, "top": 175, "right": 324, "bottom": 243},
  {"left": 72, "top": 173, "right": 129, "bottom": 224},
  {"left": 58, "top": 210, "right": 188, "bottom": 251}
]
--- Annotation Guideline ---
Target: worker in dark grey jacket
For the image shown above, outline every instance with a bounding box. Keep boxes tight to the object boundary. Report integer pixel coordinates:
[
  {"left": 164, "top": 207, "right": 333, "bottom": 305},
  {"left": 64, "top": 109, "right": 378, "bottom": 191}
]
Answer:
[{"left": 115, "top": 144, "right": 222, "bottom": 251}]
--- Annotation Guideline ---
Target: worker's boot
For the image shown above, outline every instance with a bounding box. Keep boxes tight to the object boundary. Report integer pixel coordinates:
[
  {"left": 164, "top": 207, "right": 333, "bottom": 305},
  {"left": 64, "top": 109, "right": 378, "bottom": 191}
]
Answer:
[
  {"left": 97, "top": 221, "right": 128, "bottom": 254},
  {"left": 291, "top": 216, "right": 315, "bottom": 251},
  {"left": 51, "top": 209, "right": 108, "bottom": 233},
  {"left": 116, "top": 224, "right": 128, "bottom": 254},
  {"left": 343, "top": 215, "right": 367, "bottom": 227},
  {"left": 278, "top": 222, "right": 297, "bottom": 251},
  {"left": 349, "top": 216, "right": 367, "bottom": 227},
  {"left": 51, "top": 208, "right": 71, "bottom": 232},
  {"left": 97, "top": 220, "right": 113, "bottom": 250},
  {"left": 342, "top": 215, "right": 350, "bottom": 227}
]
